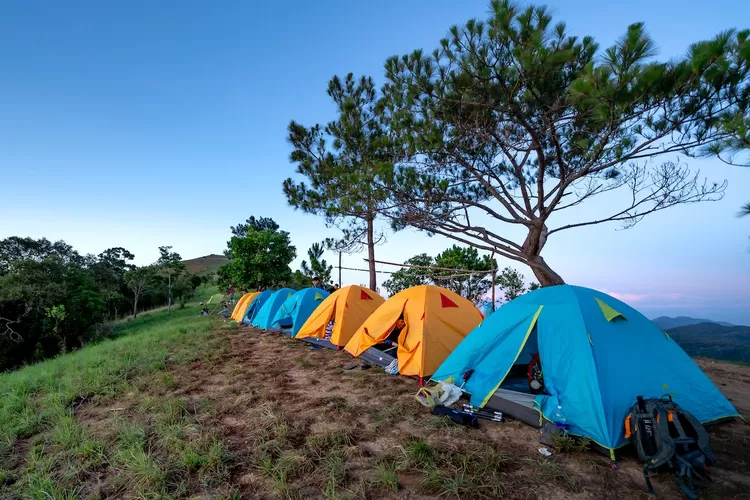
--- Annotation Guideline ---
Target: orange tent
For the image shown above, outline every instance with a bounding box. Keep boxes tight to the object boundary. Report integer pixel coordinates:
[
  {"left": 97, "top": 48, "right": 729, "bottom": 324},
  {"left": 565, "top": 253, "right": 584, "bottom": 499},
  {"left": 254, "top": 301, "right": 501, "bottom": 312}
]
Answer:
[
  {"left": 344, "top": 285, "right": 483, "bottom": 378},
  {"left": 296, "top": 286, "right": 385, "bottom": 347},
  {"left": 231, "top": 292, "right": 258, "bottom": 321}
]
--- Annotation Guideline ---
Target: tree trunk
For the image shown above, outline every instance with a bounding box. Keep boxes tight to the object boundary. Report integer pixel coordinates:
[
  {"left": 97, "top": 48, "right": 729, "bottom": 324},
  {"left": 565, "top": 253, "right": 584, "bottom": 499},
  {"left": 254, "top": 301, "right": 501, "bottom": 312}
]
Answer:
[
  {"left": 133, "top": 294, "right": 139, "bottom": 319},
  {"left": 527, "top": 255, "right": 565, "bottom": 286},
  {"left": 167, "top": 274, "right": 172, "bottom": 315},
  {"left": 522, "top": 223, "right": 565, "bottom": 287},
  {"left": 366, "top": 216, "right": 376, "bottom": 290}
]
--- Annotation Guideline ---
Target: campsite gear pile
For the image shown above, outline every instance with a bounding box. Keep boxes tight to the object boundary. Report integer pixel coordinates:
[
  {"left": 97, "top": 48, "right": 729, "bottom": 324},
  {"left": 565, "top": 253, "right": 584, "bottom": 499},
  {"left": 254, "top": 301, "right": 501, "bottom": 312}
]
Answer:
[{"left": 626, "top": 396, "right": 716, "bottom": 499}]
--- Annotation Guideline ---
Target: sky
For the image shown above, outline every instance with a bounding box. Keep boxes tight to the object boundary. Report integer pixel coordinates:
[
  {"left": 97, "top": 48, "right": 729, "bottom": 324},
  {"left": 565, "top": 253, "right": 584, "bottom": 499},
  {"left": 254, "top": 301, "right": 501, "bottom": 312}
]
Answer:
[{"left": 1, "top": 0, "right": 749, "bottom": 324}]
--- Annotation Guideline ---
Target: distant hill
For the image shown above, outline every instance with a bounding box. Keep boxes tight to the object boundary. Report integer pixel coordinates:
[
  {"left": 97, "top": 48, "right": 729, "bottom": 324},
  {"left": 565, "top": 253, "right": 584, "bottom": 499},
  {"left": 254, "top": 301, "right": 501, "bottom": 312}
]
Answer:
[
  {"left": 667, "top": 322, "right": 750, "bottom": 364},
  {"left": 652, "top": 316, "right": 733, "bottom": 329},
  {"left": 182, "top": 254, "right": 229, "bottom": 275}
]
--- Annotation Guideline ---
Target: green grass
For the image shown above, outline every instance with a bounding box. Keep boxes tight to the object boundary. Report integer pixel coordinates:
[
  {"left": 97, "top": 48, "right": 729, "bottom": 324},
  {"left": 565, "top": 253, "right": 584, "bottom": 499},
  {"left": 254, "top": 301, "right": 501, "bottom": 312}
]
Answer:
[{"left": 0, "top": 287, "right": 233, "bottom": 498}]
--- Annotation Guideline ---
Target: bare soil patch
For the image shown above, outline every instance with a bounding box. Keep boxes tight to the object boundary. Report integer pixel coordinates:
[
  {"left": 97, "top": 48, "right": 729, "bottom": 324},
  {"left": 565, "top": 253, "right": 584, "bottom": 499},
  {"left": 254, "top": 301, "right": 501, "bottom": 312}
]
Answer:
[{"left": 157, "top": 327, "right": 750, "bottom": 499}]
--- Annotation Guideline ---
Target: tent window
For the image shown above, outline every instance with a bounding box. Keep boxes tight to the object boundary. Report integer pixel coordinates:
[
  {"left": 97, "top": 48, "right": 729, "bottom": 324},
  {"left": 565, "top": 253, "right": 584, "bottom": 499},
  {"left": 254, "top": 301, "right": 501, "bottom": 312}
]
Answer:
[{"left": 594, "top": 297, "right": 626, "bottom": 322}]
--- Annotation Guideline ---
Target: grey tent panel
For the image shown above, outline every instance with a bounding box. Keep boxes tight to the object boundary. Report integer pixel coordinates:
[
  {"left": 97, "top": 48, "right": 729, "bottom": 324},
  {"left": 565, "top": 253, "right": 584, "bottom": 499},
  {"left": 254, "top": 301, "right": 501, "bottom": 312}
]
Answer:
[
  {"left": 298, "top": 336, "right": 338, "bottom": 350},
  {"left": 357, "top": 347, "right": 396, "bottom": 369},
  {"left": 485, "top": 389, "right": 541, "bottom": 427}
]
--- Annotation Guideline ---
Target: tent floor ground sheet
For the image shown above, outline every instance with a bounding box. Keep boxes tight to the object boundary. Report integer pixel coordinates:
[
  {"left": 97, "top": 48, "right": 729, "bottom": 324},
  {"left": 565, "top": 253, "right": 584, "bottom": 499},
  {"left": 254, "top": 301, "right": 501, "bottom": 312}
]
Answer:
[{"left": 73, "top": 325, "right": 750, "bottom": 499}]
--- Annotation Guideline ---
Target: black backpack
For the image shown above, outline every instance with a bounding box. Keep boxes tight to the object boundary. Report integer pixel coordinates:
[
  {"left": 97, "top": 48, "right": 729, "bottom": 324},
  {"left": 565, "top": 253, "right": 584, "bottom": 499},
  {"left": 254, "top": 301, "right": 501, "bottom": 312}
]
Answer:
[{"left": 625, "top": 396, "right": 715, "bottom": 499}]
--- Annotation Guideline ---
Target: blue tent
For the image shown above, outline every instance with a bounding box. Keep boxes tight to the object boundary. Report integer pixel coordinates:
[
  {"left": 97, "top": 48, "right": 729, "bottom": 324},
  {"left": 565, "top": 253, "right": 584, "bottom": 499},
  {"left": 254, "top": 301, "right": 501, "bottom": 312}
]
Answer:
[
  {"left": 270, "top": 288, "right": 329, "bottom": 336},
  {"left": 432, "top": 285, "right": 740, "bottom": 450},
  {"left": 242, "top": 290, "right": 273, "bottom": 325},
  {"left": 252, "top": 288, "right": 296, "bottom": 329}
]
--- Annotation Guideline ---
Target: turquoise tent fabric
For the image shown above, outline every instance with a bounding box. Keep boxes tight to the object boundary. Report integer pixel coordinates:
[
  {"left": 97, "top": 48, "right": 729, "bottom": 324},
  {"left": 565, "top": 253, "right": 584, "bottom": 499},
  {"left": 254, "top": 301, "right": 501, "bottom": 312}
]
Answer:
[
  {"left": 432, "top": 285, "right": 740, "bottom": 449},
  {"left": 252, "top": 288, "right": 296, "bottom": 329},
  {"left": 270, "top": 288, "right": 329, "bottom": 336},
  {"left": 242, "top": 290, "right": 273, "bottom": 325}
]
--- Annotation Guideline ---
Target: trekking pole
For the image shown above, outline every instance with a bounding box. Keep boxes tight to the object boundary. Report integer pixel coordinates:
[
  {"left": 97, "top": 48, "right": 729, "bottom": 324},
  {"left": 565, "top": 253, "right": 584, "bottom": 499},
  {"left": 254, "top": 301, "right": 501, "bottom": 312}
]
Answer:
[
  {"left": 461, "top": 410, "right": 503, "bottom": 422},
  {"left": 462, "top": 405, "right": 503, "bottom": 419}
]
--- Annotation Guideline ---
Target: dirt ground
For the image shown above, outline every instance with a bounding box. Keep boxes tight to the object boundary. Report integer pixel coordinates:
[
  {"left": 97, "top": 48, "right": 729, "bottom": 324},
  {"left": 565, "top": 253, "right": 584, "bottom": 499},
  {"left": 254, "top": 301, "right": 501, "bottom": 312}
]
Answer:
[{"left": 159, "top": 327, "right": 750, "bottom": 499}]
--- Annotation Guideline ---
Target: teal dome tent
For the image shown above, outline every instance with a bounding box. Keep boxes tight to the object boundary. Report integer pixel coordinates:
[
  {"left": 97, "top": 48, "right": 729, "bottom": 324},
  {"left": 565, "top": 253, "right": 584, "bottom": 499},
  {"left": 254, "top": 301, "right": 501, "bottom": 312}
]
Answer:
[
  {"left": 242, "top": 290, "right": 273, "bottom": 325},
  {"left": 432, "top": 285, "right": 740, "bottom": 450},
  {"left": 271, "top": 288, "right": 329, "bottom": 336},
  {"left": 252, "top": 288, "right": 296, "bottom": 330}
]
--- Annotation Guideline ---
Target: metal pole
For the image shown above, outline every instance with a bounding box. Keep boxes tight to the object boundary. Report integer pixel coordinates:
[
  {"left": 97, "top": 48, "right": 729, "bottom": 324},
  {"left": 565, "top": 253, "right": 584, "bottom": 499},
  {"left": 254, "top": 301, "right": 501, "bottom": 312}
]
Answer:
[
  {"left": 338, "top": 251, "right": 342, "bottom": 287},
  {"left": 491, "top": 252, "right": 496, "bottom": 311}
]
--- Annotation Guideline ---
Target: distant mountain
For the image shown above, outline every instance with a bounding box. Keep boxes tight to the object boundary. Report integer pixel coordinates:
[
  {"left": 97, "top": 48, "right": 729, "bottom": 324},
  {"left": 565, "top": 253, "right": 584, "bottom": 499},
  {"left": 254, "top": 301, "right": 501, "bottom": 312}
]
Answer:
[
  {"left": 652, "top": 316, "right": 733, "bottom": 329},
  {"left": 667, "top": 323, "right": 750, "bottom": 364},
  {"left": 182, "top": 254, "right": 229, "bottom": 275}
]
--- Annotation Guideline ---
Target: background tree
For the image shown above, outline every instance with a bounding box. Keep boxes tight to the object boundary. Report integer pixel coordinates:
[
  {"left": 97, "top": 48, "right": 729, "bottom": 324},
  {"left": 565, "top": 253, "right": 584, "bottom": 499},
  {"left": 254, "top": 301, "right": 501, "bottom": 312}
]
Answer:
[
  {"left": 494, "top": 267, "right": 527, "bottom": 302},
  {"left": 225, "top": 216, "right": 281, "bottom": 258},
  {"left": 156, "top": 246, "right": 185, "bottom": 315},
  {"left": 378, "top": 1, "right": 736, "bottom": 286},
  {"left": 284, "top": 73, "right": 393, "bottom": 290},
  {"left": 0, "top": 256, "right": 105, "bottom": 370},
  {"left": 695, "top": 29, "right": 750, "bottom": 167},
  {"left": 300, "top": 242, "right": 333, "bottom": 284},
  {"left": 432, "top": 245, "right": 495, "bottom": 302},
  {"left": 0, "top": 237, "right": 82, "bottom": 276},
  {"left": 125, "top": 266, "right": 155, "bottom": 319},
  {"left": 218, "top": 219, "right": 296, "bottom": 290},
  {"left": 382, "top": 254, "right": 434, "bottom": 295},
  {"left": 88, "top": 247, "right": 135, "bottom": 319}
]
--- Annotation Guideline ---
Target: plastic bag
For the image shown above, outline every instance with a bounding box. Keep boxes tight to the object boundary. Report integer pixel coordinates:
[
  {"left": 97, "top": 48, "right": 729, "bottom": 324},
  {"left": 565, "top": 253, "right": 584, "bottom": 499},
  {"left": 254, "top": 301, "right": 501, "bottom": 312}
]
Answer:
[
  {"left": 416, "top": 381, "right": 463, "bottom": 408},
  {"left": 385, "top": 358, "right": 399, "bottom": 374}
]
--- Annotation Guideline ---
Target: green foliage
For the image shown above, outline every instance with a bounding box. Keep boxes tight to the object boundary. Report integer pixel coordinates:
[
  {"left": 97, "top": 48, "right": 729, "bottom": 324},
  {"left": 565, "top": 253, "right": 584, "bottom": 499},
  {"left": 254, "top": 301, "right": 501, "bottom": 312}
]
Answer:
[
  {"left": 495, "top": 267, "right": 527, "bottom": 302},
  {"left": 155, "top": 246, "right": 187, "bottom": 314},
  {"left": 124, "top": 265, "right": 156, "bottom": 318},
  {"left": 218, "top": 220, "right": 296, "bottom": 290},
  {"left": 382, "top": 246, "right": 494, "bottom": 301},
  {"left": 0, "top": 237, "right": 82, "bottom": 276},
  {"left": 226, "top": 216, "right": 280, "bottom": 258},
  {"left": 0, "top": 255, "right": 106, "bottom": 370},
  {"left": 377, "top": 1, "right": 735, "bottom": 285},
  {"left": 300, "top": 242, "right": 333, "bottom": 284},
  {"left": 284, "top": 73, "right": 393, "bottom": 289},
  {"left": 433, "top": 246, "right": 494, "bottom": 302},
  {"left": 382, "top": 253, "right": 434, "bottom": 295},
  {"left": 692, "top": 29, "right": 750, "bottom": 166}
]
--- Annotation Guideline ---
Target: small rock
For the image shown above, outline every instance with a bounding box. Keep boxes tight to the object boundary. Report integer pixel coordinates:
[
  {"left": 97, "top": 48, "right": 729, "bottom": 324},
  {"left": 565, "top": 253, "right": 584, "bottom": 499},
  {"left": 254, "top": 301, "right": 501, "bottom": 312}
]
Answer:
[{"left": 343, "top": 361, "right": 359, "bottom": 370}]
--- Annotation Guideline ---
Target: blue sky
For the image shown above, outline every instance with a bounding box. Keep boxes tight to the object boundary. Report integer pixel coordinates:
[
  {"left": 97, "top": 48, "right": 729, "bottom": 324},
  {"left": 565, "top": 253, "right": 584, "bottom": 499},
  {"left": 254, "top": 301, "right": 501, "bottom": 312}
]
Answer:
[{"left": 1, "top": 0, "right": 748, "bottom": 324}]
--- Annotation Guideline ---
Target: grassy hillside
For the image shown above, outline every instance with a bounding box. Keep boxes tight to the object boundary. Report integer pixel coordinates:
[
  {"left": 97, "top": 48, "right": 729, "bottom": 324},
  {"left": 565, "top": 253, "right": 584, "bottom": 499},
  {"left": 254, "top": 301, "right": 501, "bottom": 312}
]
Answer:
[
  {"left": 1, "top": 292, "right": 748, "bottom": 499},
  {"left": 0, "top": 287, "right": 237, "bottom": 498},
  {"left": 668, "top": 322, "right": 750, "bottom": 364},
  {"left": 182, "top": 254, "right": 229, "bottom": 275}
]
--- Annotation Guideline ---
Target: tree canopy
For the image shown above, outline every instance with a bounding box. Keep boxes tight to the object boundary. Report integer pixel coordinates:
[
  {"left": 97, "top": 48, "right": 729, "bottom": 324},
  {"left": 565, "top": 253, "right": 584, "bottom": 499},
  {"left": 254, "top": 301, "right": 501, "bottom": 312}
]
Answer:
[
  {"left": 382, "top": 253, "right": 434, "bottom": 295},
  {"left": 218, "top": 218, "right": 296, "bottom": 290},
  {"left": 376, "top": 0, "right": 744, "bottom": 285},
  {"left": 284, "top": 73, "right": 393, "bottom": 290},
  {"left": 382, "top": 245, "right": 495, "bottom": 302},
  {"left": 300, "top": 242, "right": 333, "bottom": 285}
]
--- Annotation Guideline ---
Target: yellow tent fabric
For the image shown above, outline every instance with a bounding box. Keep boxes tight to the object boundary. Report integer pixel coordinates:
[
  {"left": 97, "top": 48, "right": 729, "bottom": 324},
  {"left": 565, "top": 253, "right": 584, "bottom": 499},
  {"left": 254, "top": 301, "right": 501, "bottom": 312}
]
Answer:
[
  {"left": 344, "top": 285, "right": 483, "bottom": 378},
  {"left": 296, "top": 286, "right": 385, "bottom": 347},
  {"left": 231, "top": 292, "right": 258, "bottom": 321}
]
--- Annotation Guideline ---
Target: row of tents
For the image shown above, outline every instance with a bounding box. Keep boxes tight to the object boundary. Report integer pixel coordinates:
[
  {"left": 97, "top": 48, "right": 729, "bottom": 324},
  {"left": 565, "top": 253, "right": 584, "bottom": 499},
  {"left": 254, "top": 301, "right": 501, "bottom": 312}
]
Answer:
[{"left": 229, "top": 284, "right": 740, "bottom": 452}]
